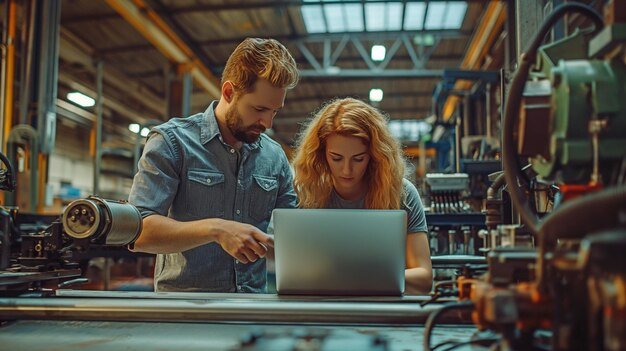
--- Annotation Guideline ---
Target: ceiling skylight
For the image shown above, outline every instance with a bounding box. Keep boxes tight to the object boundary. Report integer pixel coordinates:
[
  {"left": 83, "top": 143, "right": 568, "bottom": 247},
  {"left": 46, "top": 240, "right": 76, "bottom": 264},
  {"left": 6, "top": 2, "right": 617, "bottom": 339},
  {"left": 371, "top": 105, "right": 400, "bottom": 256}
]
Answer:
[
  {"left": 443, "top": 2, "right": 468, "bottom": 29},
  {"left": 385, "top": 2, "right": 403, "bottom": 31},
  {"left": 302, "top": 1, "right": 467, "bottom": 34},
  {"left": 344, "top": 3, "right": 364, "bottom": 31},
  {"left": 325, "top": 4, "right": 345, "bottom": 32},
  {"left": 302, "top": 5, "right": 326, "bottom": 34},
  {"left": 365, "top": 3, "right": 385, "bottom": 32},
  {"left": 425, "top": 2, "right": 446, "bottom": 30},
  {"left": 404, "top": 2, "right": 426, "bottom": 30}
]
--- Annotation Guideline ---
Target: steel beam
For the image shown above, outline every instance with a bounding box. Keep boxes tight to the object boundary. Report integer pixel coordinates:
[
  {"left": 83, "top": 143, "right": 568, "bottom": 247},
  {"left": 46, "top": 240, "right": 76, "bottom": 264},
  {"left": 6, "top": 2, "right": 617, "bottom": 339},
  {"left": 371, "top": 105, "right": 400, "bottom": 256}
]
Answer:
[
  {"left": 58, "top": 72, "right": 151, "bottom": 126},
  {"left": 59, "top": 28, "right": 166, "bottom": 119},
  {"left": 105, "top": 0, "right": 221, "bottom": 99},
  {"left": 299, "top": 69, "right": 444, "bottom": 78},
  {"left": 441, "top": 1, "right": 507, "bottom": 121},
  {"left": 515, "top": 0, "right": 545, "bottom": 57}
]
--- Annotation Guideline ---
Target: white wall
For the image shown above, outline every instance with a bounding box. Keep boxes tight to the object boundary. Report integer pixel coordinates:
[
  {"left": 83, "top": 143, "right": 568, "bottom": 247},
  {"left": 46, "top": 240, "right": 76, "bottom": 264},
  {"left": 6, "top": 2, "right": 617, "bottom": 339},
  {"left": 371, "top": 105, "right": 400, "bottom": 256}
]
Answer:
[{"left": 47, "top": 119, "right": 133, "bottom": 204}]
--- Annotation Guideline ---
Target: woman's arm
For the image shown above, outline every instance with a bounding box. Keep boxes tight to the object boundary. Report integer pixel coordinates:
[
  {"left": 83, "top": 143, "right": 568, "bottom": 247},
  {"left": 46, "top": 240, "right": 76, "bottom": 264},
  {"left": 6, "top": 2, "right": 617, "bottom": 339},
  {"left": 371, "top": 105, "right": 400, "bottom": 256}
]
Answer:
[{"left": 405, "top": 231, "right": 433, "bottom": 294}]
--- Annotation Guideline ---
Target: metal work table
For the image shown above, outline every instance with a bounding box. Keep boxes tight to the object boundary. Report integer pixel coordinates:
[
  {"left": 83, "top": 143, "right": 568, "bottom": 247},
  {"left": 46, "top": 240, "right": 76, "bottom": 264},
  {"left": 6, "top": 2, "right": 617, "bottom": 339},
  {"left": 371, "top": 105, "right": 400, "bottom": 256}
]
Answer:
[{"left": 0, "top": 291, "right": 477, "bottom": 350}]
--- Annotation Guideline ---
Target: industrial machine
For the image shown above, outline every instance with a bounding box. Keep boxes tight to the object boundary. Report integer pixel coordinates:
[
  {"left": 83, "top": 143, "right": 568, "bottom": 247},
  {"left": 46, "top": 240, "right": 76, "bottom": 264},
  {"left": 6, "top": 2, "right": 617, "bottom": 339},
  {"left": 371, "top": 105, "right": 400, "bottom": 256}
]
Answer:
[
  {"left": 424, "top": 2, "right": 626, "bottom": 351},
  {"left": 0, "top": 151, "right": 142, "bottom": 294}
]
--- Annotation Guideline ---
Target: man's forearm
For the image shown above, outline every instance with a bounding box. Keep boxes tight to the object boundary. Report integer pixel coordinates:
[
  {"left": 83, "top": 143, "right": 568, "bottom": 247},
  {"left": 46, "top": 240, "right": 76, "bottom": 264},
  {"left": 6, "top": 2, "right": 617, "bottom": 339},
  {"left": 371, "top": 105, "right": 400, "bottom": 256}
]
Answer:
[{"left": 131, "top": 215, "right": 222, "bottom": 254}]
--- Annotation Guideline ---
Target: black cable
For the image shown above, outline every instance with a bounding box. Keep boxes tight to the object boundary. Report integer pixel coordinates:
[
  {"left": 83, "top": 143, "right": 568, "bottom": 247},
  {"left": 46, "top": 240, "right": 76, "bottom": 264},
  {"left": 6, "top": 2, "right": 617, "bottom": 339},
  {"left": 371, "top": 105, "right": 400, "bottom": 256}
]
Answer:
[
  {"left": 423, "top": 301, "right": 474, "bottom": 351},
  {"left": 0, "top": 151, "right": 16, "bottom": 191},
  {"left": 431, "top": 340, "right": 457, "bottom": 351},
  {"left": 421, "top": 280, "right": 460, "bottom": 306},
  {"left": 420, "top": 296, "right": 439, "bottom": 307},
  {"left": 436, "top": 337, "right": 501, "bottom": 351},
  {"left": 501, "top": 2, "right": 604, "bottom": 236}
]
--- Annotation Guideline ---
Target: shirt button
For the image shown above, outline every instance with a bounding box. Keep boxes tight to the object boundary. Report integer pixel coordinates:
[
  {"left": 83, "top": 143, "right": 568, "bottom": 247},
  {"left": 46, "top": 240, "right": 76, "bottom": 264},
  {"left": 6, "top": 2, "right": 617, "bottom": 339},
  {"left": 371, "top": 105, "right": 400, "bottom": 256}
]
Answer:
[
  {"left": 236, "top": 209, "right": 241, "bottom": 215},
  {"left": 235, "top": 260, "right": 239, "bottom": 264},
  {"left": 206, "top": 178, "right": 212, "bottom": 184},
  {"left": 230, "top": 148, "right": 235, "bottom": 154}
]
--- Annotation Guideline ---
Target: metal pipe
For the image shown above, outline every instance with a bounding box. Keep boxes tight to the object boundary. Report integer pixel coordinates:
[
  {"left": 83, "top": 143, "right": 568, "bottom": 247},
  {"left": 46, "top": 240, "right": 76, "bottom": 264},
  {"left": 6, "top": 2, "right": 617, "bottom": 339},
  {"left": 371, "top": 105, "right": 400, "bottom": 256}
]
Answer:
[
  {"left": 182, "top": 70, "right": 192, "bottom": 118},
  {"left": 6, "top": 125, "right": 38, "bottom": 209},
  {"left": 34, "top": 0, "right": 61, "bottom": 155},
  {"left": 37, "top": 153, "right": 46, "bottom": 212},
  {"left": 463, "top": 94, "right": 470, "bottom": 139},
  {"left": 0, "top": 2, "right": 8, "bottom": 149},
  {"left": 0, "top": 297, "right": 458, "bottom": 325},
  {"left": 18, "top": 0, "right": 35, "bottom": 126},
  {"left": 133, "top": 130, "right": 141, "bottom": 175},
  {"left": 455, "top": 116, "right": 461, "bottom": 173},
  {"left": 441, "top": 1, "right": 506, "bottom": 121},
  {"left": 93, "top": 60, "right": 103, "bottom": 195},
  {"left": 485, "top": 83, "right": 492, "bottom": 139},
  {"left": 2, "top": 0, "right": 16, "bottom": 150}
]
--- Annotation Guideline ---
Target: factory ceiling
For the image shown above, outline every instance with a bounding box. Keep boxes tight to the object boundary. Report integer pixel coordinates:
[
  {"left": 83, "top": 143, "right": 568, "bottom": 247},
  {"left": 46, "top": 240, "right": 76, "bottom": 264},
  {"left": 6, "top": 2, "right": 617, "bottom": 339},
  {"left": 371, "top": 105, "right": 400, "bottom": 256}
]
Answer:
[{"left": 57, "top": 0, "right": 507, "bottom": 147}]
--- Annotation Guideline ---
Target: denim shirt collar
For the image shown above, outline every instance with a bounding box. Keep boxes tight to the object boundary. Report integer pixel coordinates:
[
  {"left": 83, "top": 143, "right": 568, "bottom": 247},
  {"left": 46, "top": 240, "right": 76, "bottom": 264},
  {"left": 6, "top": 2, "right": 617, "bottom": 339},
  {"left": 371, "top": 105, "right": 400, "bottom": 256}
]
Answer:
[{"left": 200, "top": 101, "right": 261, "bottom": 150}]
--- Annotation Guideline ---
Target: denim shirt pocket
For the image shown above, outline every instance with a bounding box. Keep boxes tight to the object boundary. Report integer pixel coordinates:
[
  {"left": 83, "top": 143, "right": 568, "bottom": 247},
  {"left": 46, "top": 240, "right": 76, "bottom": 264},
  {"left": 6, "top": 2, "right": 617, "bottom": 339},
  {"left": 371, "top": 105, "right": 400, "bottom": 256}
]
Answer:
[
  {"left": 249, "top": 174, "right": 278, "bottom": 222},
  {"left": 185, "top": 168, "right": 225, "bottom": 218}
]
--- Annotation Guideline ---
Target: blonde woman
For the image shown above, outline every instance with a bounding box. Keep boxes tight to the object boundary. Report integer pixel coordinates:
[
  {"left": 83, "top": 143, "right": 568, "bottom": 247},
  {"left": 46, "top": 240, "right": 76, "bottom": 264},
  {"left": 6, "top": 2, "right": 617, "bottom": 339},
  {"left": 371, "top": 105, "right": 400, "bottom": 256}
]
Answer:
[{"left": 292, "top": 98, "right": 432, "bottom": 294}]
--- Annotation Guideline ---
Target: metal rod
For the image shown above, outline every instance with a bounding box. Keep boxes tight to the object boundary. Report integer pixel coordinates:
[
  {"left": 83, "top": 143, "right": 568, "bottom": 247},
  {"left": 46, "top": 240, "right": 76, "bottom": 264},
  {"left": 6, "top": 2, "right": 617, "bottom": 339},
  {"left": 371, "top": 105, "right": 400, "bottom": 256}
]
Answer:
[
  {"left": 93, "top": 60, "right": 103, "bottom": 195},
  {"left": 2, "top": 0, "right": 16, "bottom": 151},
  {"left": 486, "top": 83, "right": 491, "bottom": 139},
  {"left": 182, "top": 71, "right": 192, "bottom": 118},
  {"left": 0, "top": 297, "right": 460, "bottom": 325}
]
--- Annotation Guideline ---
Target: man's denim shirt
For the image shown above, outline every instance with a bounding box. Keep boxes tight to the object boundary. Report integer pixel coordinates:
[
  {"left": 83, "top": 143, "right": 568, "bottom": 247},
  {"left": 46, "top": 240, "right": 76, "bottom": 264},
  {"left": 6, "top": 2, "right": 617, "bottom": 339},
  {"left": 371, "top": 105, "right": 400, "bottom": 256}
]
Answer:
[{"left": 128, "top": 101, "right": 297, "bottom": 292}]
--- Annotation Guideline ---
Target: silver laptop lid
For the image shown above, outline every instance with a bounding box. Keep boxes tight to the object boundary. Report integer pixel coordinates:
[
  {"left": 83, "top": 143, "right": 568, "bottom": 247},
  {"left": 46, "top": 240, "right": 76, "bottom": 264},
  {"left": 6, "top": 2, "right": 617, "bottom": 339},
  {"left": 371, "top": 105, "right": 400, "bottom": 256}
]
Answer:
[{"left": 273, "top": 209, "right": 406, "bottom": 296}]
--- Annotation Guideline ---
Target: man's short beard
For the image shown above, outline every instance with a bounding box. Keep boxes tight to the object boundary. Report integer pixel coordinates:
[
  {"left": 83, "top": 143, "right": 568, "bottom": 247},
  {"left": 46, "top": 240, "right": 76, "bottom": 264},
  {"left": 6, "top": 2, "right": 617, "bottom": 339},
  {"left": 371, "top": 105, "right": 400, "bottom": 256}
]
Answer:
[{"left": 225, "top": 99, "right": 265, "bottom": 143}]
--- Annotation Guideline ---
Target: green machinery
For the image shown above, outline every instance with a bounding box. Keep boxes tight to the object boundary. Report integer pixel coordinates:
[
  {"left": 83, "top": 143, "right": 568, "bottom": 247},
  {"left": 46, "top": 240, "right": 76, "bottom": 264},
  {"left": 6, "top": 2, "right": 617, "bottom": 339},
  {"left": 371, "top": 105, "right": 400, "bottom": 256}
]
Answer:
[{"left": 518, "top": 23, "right": 626, "bottom": 185}]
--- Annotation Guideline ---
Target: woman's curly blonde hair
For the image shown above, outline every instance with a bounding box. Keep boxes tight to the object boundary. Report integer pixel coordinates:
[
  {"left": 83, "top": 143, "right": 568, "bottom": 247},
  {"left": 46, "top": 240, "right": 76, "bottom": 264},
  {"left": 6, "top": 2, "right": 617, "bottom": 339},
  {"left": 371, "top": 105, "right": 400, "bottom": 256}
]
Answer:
[{"left": 292, "top": 98, "right": 405, "bottom": 209}]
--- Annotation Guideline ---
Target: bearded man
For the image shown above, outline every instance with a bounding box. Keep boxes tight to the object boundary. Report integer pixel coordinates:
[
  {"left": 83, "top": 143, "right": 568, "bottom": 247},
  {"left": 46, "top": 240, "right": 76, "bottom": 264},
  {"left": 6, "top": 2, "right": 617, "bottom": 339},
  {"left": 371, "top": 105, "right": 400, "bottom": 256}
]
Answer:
[{"left": 129, "top": 38, "right": 299, "bottom": 292}]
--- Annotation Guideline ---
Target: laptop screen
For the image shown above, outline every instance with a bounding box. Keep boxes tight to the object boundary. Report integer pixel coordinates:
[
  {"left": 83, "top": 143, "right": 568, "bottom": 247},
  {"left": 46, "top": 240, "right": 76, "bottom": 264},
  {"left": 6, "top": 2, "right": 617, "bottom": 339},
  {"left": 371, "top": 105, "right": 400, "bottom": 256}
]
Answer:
[{"left": 272, "top": 209, "right": 407, "bottom": 296}]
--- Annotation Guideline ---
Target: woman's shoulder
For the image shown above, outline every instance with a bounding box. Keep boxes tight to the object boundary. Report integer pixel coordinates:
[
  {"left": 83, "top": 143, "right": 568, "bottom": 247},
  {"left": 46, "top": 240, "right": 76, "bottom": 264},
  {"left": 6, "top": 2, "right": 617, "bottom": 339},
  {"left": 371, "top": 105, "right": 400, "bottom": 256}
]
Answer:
[
  {"left": 401, "top": 178, "right": 423, "bottom": 207},
  {"left": 401, "top": 178, "right": 419, "bottom": 194}
]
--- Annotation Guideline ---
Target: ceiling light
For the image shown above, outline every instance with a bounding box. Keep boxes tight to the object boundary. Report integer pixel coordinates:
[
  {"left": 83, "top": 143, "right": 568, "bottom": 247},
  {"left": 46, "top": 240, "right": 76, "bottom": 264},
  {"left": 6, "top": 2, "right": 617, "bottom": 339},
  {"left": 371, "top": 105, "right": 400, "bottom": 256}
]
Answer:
[
  {"left": 371, "top": 45, "right": 386, "bottom": 61},
  {"left": 67, "top": 92, "right": 95, "bottom": 107},
  {"left": 326, "top": 66, "right": 341, "bottom": 75},
  {"left": 140, "top": 127, "right": 150, "bottom": 137},
  {"left": 128, "top": 123, "right": 140, "bottom": 134},
  {"left": 414, "top": 34, "right": 436, "bottom": 46},
  {"left": 369, "top": 88, "right": 383, "bottom": 102}
]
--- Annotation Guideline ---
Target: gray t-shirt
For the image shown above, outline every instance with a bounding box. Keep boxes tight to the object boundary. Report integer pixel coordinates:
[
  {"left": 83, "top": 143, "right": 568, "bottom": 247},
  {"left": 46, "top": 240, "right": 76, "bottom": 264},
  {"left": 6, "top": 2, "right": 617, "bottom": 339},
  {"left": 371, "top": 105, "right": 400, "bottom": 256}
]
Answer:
[{"left": 327, "top": 178, "right": 428, "bottom": 234}]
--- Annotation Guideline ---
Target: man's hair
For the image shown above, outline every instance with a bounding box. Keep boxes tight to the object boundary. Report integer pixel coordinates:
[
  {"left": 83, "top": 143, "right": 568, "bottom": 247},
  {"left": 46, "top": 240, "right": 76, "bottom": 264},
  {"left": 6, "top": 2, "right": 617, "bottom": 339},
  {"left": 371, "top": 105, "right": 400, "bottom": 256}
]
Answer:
[
  {"left": 292, "top": 98, "right": 406, "bottom": 209},
  {"left": 221, "top": 38, "right": 299, "bottom": 94}
]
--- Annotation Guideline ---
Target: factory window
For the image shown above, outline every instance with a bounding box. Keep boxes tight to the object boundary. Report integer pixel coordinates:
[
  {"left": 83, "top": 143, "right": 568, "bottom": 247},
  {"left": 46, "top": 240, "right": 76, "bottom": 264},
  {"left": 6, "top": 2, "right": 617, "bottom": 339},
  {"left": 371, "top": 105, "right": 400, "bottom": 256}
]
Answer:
[
  {"left": 388, "top": 120, "right": 432, "bottom": 142},
  {"left": 302, "top": 1, "right": 467, "bottom": 34}
]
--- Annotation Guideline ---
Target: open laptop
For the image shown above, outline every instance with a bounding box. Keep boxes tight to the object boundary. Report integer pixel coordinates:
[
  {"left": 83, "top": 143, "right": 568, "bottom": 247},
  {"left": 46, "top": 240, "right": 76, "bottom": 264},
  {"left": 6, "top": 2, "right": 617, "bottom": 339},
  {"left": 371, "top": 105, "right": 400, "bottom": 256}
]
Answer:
[{"left": 272, "top": 209, "right": 407, "bottom": 296}]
